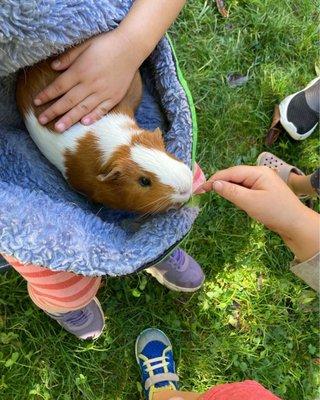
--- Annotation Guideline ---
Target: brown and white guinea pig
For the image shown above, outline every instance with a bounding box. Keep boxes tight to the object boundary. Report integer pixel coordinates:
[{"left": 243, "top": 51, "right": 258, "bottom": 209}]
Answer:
[{"left": 16, "top": 58, "right": 193, "bottom": 214}]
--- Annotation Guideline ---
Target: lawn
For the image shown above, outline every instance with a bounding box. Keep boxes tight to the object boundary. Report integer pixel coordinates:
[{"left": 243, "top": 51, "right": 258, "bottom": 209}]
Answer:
[{"left": 0, "top": 0, "right": 319, "bottom": 399}]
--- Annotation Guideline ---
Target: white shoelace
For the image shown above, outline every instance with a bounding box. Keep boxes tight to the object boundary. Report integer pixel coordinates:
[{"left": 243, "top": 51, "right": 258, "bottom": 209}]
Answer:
[{"left": 142, "top": 355, "right": 179, "bottom": 391}]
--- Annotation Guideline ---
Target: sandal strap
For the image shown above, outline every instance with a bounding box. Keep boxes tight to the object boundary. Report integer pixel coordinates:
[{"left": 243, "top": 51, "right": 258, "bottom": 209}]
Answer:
[
  {"left": 278, "top": 165, "right": 304, "bottom": 183},
  {"left": 257, "top": 152, "right": 305, "bottom": 183}
]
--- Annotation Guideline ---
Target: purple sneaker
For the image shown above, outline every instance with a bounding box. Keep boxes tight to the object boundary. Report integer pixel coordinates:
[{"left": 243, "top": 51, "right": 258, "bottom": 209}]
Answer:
[
  {"left": 146, "top": 249, "right": 205, "bottom": 292},
  {"left": 45, "top": 297, "right": 105, "bottom": 340}
]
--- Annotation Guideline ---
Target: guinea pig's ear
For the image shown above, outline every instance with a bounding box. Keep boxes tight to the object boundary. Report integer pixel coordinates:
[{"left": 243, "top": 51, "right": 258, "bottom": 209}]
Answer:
[
  {"left": 152, "top": 127, "right": 165, "bottom": 150},
  {"left": 154, "top": 127, "right": 162, "bottom": 136},
  {"left": 97, "top": 167, "right": 122, "bottom": 183}
]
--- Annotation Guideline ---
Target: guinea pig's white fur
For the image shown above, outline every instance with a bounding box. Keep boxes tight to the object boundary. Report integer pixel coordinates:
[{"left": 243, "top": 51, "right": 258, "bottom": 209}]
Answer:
[{"left": 25, "top": 111, "right": 193, "bottom": 205}]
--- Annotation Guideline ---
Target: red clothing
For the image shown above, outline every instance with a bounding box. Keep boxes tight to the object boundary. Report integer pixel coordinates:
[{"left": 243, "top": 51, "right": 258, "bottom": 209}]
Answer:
[{"left": 200, "top": 380, "right": 281, "bottom": 400}]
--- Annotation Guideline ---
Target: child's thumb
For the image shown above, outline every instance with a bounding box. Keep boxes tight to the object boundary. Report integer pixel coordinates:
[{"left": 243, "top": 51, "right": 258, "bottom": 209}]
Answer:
[{"left": 212, "top": 180, "right": 252, "bottom": 209}]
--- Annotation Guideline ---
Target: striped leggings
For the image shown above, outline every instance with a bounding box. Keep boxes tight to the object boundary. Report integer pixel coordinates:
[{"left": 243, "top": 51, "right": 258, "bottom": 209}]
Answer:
[{"left": 4, "top": 255, "right": 101, "bottom": 314}]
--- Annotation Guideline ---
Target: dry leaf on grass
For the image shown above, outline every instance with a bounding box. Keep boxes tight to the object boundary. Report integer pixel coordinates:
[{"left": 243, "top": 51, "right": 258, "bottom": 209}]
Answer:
[
  {"left": 227, "top": 73, "right": 249, "bottom": 87},
  {"left": 265, "top": 105, "right": 285, "bottom": 145},
  {"left": 216, "top": 0, "right": 229, "bottom": 17},
  {"left": 228, "top": 301, "right": 241, "bottom": 329}
]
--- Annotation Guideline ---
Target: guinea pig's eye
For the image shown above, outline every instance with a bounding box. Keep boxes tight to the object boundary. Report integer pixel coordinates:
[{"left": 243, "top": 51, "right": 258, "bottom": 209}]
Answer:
[{"left": 138, "top": 177, "right": 152, "bottom": 187}]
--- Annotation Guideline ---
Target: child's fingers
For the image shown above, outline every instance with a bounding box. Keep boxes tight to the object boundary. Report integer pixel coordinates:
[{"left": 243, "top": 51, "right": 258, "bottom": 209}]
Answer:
[
  {"left": 38, "top": 84, "right": 86, "bottom": 127},
  {"left": 193, "top": 179, "right": 255, "bottom": 211},
  {"left": 208, "top": 166, "right": 266, "bottom": 189},
  {"left": 81, "top": 99, "right": 116, "bottom": 125},
  {"left": 51, "top": 42, "right": 90, "bottom": 71},
  {"left": 34, "top": 69, "right": 76, "bottom": 106},
  {"left": 211, "top": 180, "right": 255, "bottom": 210},
  {"left": 55, "top": 93, "right": 100, "bottom": 131},
  {"left": 194, "top": 181, "right": 213, "bottom": 194}
]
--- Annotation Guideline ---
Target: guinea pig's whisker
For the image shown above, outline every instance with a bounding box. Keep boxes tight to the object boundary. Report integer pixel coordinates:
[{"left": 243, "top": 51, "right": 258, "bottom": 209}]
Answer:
[
  {"left": 136, "top": 195, "right": 169, "bottom": 212},
  {"left": 135, "top": 195, "right": 170, "bottom": 220},
  {"left": 148, "top": 198, "right": 171, "bottom": 217}
]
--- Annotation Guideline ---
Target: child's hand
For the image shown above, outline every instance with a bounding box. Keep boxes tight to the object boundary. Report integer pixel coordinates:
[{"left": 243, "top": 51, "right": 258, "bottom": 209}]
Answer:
[
  {"left": 200, "top": 166, "right": 307, "bottom": 235},
  {"left": 35, "top": 29, "right": 141, "bottom": 132},
  {"left": 202, "top": 165, "right": 320, "bottom": 262},
  {"left": 200, "top": 165, "right": 320, "bottom": 261}
]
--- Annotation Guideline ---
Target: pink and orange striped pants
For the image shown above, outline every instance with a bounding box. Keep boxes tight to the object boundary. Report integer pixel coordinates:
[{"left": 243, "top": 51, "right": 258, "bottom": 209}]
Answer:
[{"left": 4, "top": 255, "right": 101, "bottom": 314}]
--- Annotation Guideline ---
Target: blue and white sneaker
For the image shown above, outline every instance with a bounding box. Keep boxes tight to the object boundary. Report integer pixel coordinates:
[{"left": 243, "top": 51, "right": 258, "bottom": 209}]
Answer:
[{"left": 135, "top": 329, "right": 179, "bottom": 400}]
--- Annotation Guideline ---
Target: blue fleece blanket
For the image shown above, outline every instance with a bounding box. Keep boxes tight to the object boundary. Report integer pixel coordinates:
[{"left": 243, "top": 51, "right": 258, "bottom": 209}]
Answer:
[{"left": 0, "top": 0, "right": 198, "bottom": 276}]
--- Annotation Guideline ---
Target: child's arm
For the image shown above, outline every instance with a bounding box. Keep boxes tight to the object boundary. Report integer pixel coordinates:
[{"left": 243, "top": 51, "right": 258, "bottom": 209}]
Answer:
[
  {"left": 35, "top": 0, "right": 187, "bottom": 132},
  {"left": 119, "top": 0, "right": 187, "bottom": 60}
]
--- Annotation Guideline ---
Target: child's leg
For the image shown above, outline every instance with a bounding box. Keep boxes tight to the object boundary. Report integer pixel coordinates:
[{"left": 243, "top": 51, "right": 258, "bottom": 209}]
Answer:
[
  {"left": 5, "top": 255, "right": 104, "bottom": 339},
  {"left": 5, "top": 255, "right": 101, "bottom": 314},
  {"left": 310, "top": 168, "right": 320, "bottom": 196},
  {"left": 287, "top": 172, "right": 318, "bottom": 197}
]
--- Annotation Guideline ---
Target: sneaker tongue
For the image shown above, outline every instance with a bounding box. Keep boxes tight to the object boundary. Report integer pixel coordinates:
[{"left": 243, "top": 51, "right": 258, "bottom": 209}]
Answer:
[
  {"left": 171, "top": 249, "right": 183, "bottom": 264},
  {"left": 154, "top": 380, "right": 171, "bottom": 389},
  {"left": 170, "top": 249, "right": 187, "bottom": 271}
]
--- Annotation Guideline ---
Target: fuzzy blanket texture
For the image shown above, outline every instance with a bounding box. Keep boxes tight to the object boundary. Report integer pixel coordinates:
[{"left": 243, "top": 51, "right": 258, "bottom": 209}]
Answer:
[{"left": 0, "top": 0, "right": 198, "bottom": 276}]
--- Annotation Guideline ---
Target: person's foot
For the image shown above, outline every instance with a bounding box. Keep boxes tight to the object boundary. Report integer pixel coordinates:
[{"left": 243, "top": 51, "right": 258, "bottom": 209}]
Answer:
[
  {"left": 146, "top": 249, "right": 205, "bottom": 292},
  {"left": 279, "top": 77, "right": 319, "bottom": 140},
  {"left": 136, "top": 328, "right": 179, "bottom": 400},
  {"left": 45, "top": 297, "right": 105, "bottom": 340},
  {"left": 256, "top": 152, "right": 316, "bottom": 198},
  {"left": 257, "top": 152, "right": 305, "bottom": 183}
]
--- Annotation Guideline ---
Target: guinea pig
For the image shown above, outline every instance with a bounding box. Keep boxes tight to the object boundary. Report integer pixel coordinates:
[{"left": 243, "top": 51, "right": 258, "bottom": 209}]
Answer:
[{"left": 16, "top": 58, "right": 193, "bottom": 214}]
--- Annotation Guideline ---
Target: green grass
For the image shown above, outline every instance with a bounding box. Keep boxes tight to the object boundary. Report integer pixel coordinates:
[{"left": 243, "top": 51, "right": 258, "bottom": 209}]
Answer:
[{"left": 1, "top": 1, "right": 319, "bottom": 399}]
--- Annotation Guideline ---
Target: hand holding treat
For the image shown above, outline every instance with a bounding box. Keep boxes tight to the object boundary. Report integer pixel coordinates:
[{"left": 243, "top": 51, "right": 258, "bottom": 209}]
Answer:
[{"left": 198, "top": 165, "right": 319, "bottom": 262}]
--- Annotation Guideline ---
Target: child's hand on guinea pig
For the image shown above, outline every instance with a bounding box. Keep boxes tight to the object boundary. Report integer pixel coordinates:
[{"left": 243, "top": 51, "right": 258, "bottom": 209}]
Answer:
[{"left": 34, "top": 29, "right": 142, "bottom": 133}]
